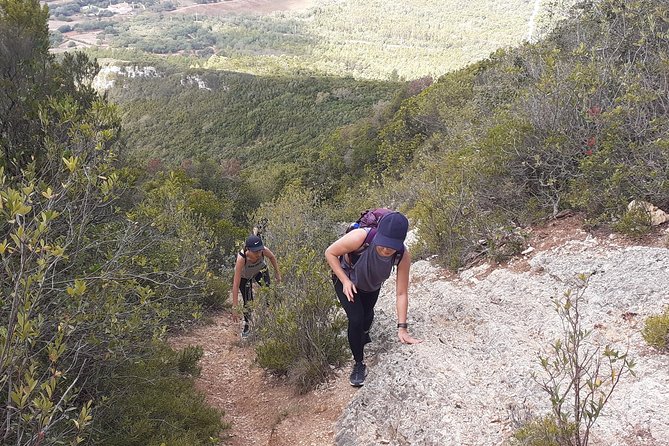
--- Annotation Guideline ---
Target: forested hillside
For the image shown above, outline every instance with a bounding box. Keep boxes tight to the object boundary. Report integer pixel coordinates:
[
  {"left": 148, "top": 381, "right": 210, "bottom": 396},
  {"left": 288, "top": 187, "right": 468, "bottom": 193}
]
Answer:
[
  {"left": 109, "top": 0, "right": 669, "bottom": 270},
  {"left": 108, "top": 69, "right": 400, "bottom": 167},
  {"left": 312, "top": 0, "right": 669, "bottom": 267}
]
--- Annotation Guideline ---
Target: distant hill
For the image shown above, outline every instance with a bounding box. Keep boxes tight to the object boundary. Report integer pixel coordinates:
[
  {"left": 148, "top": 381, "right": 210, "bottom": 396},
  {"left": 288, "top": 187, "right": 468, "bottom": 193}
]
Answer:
[{"left": 51, "top": 0, "right": 576, "bottom": 80}]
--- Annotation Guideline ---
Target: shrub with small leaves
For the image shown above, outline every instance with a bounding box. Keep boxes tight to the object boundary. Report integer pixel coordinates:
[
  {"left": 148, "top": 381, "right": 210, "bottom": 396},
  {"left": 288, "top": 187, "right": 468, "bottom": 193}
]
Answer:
[
  {"left": 93, "top": 344, "right": 224, "bottom": 446},
  {"left": 510, "top": 415, "right": 576, "bottom": 446},
  {"left": 177, "top": 345, "right": 204, "bottom": 376},
  {"left": 530, "top": 274, "right": 635, "bottom": 446},
  {"left": 642, "top": 307, "right": 669, "bottom": 352},
  {"left": 612, "top": 206, "right": 652, "bottom": 238},
  {"left": 249, "top": 187, "right": 349, "bottom": 392}
]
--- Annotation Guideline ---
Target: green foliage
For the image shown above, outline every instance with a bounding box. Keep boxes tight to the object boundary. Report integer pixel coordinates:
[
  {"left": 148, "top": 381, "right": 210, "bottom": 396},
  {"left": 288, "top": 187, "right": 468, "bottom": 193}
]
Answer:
[
  {"left": 510, "top": 415, "right": 576, "bottom": 446},
  {"left": 1, "top": 0, "right": 55, "bottom": 177},
  {"left": 642, "top": 307, "right": 669, "bottom": 352},
  {"left": 93, "top": 344, "right": 224, "bottom": 446},
  {"left": 108, "top": 70, "right": 400, "bottom": 173},
  {"left": 533, "top": 275, "right": 635, "bottom": 446},
  {"left": 176, "top": 345, "right": 204, "bottom": 376},
  {"left": 1, "top": 3, "right": 225, "bottom": 443},
  {"left": 328, "top": 0, "right": 669, "bottom": 268},
  {"left": 0, "top": 16, "right": 124, "bottom": 437},
  {"left": 202, "top": 272, "right": 230, "bottom": 310},
  {"left": 611, "top": 205, "right": 652, "bottom": 237},
  {"left": 250, "top": 187, "right": 348, "bottom": 392}
]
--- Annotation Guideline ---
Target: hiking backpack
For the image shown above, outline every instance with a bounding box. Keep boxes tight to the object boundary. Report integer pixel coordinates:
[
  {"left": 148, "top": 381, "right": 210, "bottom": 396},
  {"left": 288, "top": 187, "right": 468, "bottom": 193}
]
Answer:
[{"left": 344, "top": 208, "right": 404, "bottom": 266}]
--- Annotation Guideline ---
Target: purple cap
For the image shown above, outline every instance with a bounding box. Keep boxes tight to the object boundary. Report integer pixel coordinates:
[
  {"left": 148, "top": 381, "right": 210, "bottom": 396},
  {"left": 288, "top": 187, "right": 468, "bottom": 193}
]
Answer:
[{"left": 374, "top": 212, "right": 408, "bottom": 251}]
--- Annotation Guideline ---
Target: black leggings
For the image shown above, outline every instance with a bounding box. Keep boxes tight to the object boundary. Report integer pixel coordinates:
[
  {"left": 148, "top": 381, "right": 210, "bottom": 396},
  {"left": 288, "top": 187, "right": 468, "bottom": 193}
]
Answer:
[
  {"left": 333, "top": 277, "right": 380, "bottom": 363},
  {"left": 240, "top": 269, "right": 270, "bottom": 324}
]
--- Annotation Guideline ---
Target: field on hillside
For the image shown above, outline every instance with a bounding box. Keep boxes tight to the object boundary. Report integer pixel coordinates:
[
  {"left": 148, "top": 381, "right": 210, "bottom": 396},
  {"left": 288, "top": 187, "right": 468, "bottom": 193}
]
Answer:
[
  {"left": 294, "top": 0, "right": 545, "bottom": 78},
  {"left": 167, "top": 0, "right": 314, "bottom": 15},
  {"left": 47, "top": 0, "right": 577, "bottom": 79}
]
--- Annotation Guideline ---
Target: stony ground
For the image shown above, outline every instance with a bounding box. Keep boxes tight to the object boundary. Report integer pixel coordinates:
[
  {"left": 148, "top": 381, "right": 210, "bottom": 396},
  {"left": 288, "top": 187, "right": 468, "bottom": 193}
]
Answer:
[
  {"left": 172, "top": 217, "right": 669, "bottom": 445},
  {"left": 337, "top": 220, "right": 669, "bottom": 446}
]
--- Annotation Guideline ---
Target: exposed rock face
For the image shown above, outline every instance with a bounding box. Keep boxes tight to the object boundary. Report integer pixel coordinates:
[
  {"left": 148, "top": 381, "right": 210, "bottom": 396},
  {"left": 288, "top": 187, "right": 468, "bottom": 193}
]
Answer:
[
  {"left": 336, "top": 238, "right": 669, "bottom": 445},
  {"left": 628, "top": 200, "right": 669, "bottom": 226},
  {"left": 92, "top": 65, "right": 161, "bottom": 91}
]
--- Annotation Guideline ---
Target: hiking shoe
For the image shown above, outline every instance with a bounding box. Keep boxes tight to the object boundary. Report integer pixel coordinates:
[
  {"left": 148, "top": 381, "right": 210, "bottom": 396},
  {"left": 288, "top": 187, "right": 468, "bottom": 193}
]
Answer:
[
  {"left": 241, "top": 324, "right": 250, "bottom": 339},
  {"left": 349, "top": 361, "right": 367, "bottom": 387},
  {"left": 363, "top": 331, "right": 371, "bottom": 345}
]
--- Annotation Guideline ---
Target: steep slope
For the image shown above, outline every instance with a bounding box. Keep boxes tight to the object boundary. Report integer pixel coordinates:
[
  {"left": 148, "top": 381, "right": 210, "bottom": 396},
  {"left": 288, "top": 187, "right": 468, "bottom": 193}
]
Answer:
[
  {"left": 170, "top": 218, "right": 669, "bottom": 445},
  {"left": 337, "top": 222, "right": 669, "bottom": 445}
]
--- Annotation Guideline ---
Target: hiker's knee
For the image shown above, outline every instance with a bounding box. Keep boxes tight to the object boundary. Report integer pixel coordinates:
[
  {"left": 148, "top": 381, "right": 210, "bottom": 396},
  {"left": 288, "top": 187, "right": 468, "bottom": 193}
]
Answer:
[{"left": 348, "top": 312, "right": 365, "bottom": 331}]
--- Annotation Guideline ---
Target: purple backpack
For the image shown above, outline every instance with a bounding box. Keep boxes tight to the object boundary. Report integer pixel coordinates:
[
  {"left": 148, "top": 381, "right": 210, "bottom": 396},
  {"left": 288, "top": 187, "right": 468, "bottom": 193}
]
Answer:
[{"left": 345, "top": 208, "right": 404, "bottom": 265}]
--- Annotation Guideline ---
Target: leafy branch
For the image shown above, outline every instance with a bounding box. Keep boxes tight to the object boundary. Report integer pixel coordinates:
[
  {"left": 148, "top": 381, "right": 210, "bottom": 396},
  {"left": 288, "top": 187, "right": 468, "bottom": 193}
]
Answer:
[{"left": 534, "top": 273, "right": 635, "bottom": 446}]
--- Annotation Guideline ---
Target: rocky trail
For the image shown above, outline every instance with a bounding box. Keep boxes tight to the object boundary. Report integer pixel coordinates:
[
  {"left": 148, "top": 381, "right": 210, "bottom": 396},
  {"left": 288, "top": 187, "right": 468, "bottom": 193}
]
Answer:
[{"left": 172, "top": 216, "right": 669, "bottom": 445}]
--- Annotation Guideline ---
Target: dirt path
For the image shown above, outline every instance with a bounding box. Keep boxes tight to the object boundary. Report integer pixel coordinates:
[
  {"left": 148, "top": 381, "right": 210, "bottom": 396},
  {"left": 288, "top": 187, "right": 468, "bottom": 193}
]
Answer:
[{"left": 170, "top": 313, "right": 356, "bottom": 446}]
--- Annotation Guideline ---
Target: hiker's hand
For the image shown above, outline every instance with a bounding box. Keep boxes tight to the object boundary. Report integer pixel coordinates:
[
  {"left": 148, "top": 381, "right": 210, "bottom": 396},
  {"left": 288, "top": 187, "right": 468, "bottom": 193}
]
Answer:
[
  {"left": 275, "top": 274, "right": 282, "bottom": 284},
  {"left": 342, "top": 278, "right": 357, "bottom": 302},
  {"left": 398, "top": 329, "right": 422, "bottom": 345},
  {"left": 231, "top": 305, "right": 241, "bottom": 323}
]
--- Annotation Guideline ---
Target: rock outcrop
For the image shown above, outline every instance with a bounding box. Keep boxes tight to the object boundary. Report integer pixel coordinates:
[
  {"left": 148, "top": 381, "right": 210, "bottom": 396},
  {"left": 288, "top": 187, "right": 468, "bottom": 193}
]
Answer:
[{"left": 337, "top": 237, "right": 669, "bottom": 445}]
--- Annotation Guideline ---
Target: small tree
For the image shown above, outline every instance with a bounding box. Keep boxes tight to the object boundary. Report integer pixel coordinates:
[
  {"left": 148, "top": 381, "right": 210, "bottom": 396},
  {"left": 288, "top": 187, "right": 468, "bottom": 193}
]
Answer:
[{"left": 531, "top": 274, "right": 635, "bottom": 446}]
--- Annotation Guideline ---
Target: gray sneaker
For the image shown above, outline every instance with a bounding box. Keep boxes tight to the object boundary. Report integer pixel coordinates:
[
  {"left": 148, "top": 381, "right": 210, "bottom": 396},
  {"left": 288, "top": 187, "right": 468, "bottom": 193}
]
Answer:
[
  {"left": 349, "top": 361, "right": 367, "bottom": 387},
  {"left": 241, "top": 324, "right": 250, "bottom": 339}
]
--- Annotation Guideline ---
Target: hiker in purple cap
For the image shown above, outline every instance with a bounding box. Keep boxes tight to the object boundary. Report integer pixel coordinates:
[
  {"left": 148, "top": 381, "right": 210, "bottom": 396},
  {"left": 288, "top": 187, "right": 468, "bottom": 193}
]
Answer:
[
  {"left": 232, "top": 234, "right": 281, "bottom": 338},
  {"left": 325, "top": 211, "right": 422, "bottom": 387}
]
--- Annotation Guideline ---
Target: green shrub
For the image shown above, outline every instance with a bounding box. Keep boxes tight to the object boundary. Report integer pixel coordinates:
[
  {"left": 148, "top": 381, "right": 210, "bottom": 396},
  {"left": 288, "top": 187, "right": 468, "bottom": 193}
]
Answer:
[
  {"left": 642, "top": 308, "right": 669, "bottom": 352},
  {"left": 612, "top": 206, "right": 652, "bottom": 238},
  {"left": 252, "top": 252, "right": 348, "bottom": 392},
  {"left": 94, "top": 344, "right": 225, "bottom": 445},
  {"left": 177, "top": 345, "right": 204, "bottom": 376},
  {"left": 202, "top": 273, "right": 230, "bottom": 310},
  {"left": 250, "top": 187, "right": 349, "bottom": 392},
  {"left": 510, "top": 415, "right": 575, "bottom": 446}
]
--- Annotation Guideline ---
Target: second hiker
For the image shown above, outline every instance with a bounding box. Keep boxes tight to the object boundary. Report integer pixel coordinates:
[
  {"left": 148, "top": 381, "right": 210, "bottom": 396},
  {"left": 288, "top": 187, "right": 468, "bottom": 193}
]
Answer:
[
  {"left": 325, "top": 210, "right": 422, "bottom": 387},
  {"left": 231, "top": 234, "right": 281, "bottom": 338}
]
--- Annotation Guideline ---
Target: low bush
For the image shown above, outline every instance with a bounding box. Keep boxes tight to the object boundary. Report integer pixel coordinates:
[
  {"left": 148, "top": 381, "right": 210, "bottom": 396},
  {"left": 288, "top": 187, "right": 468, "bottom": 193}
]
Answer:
[
  {"left": 249, "top": 187, "right": 349, "bottom": 392},
  {"left": 642, "top": 307, "right": 669, "bottom": 352},
  {"left": 510, "top": 415, "right": 575, "bottom": 446},
  {"left": 202, "top": 273, "right": 231, "bottom": 310},
  {"left": 252, "top": 251, "right": 348, "bottom": 392},
  {"left": 93, "top": 344, "right": 225, "bottom": 445},
  {"left": 611, "top": 206, "right": 652, "bottom": 238}
]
